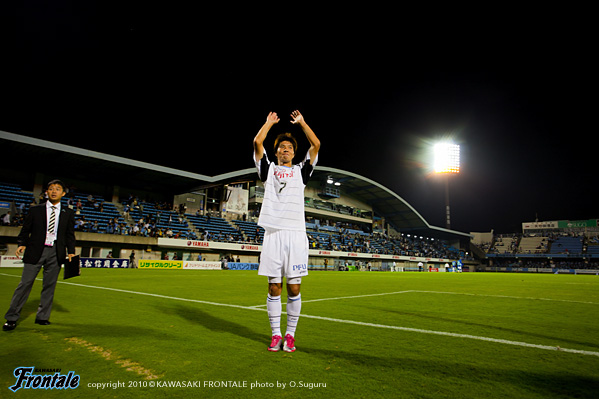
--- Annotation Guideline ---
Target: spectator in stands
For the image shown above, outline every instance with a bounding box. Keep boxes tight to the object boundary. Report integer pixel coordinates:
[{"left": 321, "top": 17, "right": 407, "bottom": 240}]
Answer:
[
  {"left": 74, "top": 217, "right": 84, "bottom": 231},
  {"left": 1, "top": 211, "right": 10, "bottom": 225}
]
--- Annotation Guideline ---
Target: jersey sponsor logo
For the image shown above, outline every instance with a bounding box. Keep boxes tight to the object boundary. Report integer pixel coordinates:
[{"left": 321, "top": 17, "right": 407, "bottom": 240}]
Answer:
[
  {"left": 292, "top": 263, "right": 307, "bottom": 272},
  {"left": 273, "top": 167, "right": 295, "bottom": 180}
]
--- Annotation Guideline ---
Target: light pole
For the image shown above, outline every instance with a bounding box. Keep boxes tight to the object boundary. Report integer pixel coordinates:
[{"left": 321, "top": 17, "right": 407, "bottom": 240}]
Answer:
[{"left": 433, "top": 142, "right": 460, "bottom": 229}]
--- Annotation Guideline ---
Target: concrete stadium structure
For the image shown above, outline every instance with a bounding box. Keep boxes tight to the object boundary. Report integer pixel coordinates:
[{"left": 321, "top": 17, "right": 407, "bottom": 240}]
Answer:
[{"left": 1, "top": 130, "right": 474, "bottom": 271}]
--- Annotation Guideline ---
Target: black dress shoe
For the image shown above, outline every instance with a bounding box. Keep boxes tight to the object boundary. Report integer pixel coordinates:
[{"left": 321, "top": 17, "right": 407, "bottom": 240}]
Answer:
[
  {"left": 3, "top": 320, "right": 17, "bottom": 331},
  {"left": 35, "top": 319, "right": 51, "bottom": 326}
]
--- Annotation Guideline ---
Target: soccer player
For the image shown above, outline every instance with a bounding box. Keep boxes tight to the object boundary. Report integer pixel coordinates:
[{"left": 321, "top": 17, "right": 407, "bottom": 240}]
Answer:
[{"left": 253, "top": 110, "right": 320, "bottom": 352}]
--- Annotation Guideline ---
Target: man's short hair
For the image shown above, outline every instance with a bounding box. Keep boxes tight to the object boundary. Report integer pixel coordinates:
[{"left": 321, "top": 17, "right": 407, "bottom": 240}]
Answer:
[
  {"left": 46, "top": 179, "right": 67, "bottom": 192},
  {"left": 274, "top": 133, "right": 297, "bottom": 153}
]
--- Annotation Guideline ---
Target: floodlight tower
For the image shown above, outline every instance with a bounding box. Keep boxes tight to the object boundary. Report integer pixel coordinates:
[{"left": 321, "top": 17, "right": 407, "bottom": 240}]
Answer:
[{"left": 433, "top": 142, "right": 460, "bottom": 229}]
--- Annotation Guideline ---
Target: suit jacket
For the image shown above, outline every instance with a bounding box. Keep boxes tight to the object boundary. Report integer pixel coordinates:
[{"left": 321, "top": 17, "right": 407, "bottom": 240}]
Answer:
[{"left": 17, "top": 203, "right": 76, "bottom": 265}]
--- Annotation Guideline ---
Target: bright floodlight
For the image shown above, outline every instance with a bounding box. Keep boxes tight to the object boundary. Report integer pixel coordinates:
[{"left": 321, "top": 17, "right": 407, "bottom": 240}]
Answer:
[{"left": 434, "top": 142, "right": 460, "bottom": 174}]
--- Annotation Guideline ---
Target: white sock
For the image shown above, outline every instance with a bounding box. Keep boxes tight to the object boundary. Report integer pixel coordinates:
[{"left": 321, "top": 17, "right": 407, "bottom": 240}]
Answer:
[
  {"left": 266, "top": 294, "right": 281, "bottom": 337},
  {"left": 285, "top": 294, "right": 301, "bottom": 337}
]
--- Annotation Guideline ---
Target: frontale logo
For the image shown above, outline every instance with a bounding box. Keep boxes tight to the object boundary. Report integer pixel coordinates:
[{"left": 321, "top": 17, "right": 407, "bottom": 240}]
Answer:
[{"left": 9, "top": 367, "right": 80, "bottom": 392}]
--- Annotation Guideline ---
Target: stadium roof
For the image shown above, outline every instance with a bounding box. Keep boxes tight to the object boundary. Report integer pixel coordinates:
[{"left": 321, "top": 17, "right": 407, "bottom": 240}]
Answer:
[
  {"left": 1, "top": 130, "right": 471, "bottom": 241},
  {"left": 214, "top": 167, "right": 471, "bottom": 241}
]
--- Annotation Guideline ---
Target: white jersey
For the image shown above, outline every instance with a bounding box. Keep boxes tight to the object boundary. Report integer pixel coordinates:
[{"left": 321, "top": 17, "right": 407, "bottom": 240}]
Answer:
[{"left": 254, "top": 149, "right": 317, "bottom": 232}]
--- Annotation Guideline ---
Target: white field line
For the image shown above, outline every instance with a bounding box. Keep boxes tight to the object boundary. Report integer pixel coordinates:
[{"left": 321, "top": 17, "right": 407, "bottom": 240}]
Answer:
[
  {"left": 0, "top": 273, "right": 262, "bottom": 312},
  {"left": 409, "top": 290, "right": 599, "bottom": 305},
  {"left": 298, "top": 313, "right": 599, "bottom": 357},
  {"left": 250, "top": 289, "right": 599, "bottom": 307},
  {"left": 247, "top": 290, "right": 416, "bottom": 308},
  {"left": 1, "top": 273, "right": 598, "bottom": 357}
]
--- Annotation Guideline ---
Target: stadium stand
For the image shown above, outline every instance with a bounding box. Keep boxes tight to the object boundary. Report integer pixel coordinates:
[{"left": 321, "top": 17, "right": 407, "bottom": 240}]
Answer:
[
  {"left": 115, "top": 199, "right": 195, "bottom": 238},
  {"left": 0, "top": 182, "right": 35, "bottom": 221},
  {"left": 489, "top": 235, "right": 519, "bottom": 254},
  {"left": 474, "top": 228, "right": 599, "bottom": 271},
  {"left": 5, "top": 179, "right": 594, "bottom": 271},
  {"left": 549, "top": 236, "right": 583, "bottom": 255},
  {"left": 518, "top": 236, "right": 548, "bottom": 254},
  {"left": 477, "top": 233, "right": 593, "bottom": 256},
  {"left": 587, "top": 244, "right": 599, "bottom": 256},
  {"left": 65, "top": 193, "right": 123, "bottom": 233},
  {"left": 2, "top": 183, "right": 465, "bottom": 260},
  {"left": 5, "top": 132, "right": 599, "bottom": 274},
  {"left": 186, "top": 214, "right": 243, "bottom": 242},
  {"left": 232, "top": 220, "right": 265, "bottom": 243},
  {"left": 303, "top": 220, "right": 463, "bottom": 259}
]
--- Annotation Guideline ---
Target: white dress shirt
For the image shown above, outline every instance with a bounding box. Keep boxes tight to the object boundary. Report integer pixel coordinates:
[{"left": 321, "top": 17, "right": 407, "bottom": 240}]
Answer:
[{"left": 45, "top": 201, "right": 61, "bottom": 245}]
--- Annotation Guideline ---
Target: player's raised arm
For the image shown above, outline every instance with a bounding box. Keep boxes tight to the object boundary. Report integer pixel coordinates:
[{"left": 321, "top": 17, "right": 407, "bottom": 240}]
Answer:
[
  {"left": 253, "top": 112, "right": 280, "bottom": 161},
  {"left": 291, "top": 110, "right": 320, "bottom": 164}
]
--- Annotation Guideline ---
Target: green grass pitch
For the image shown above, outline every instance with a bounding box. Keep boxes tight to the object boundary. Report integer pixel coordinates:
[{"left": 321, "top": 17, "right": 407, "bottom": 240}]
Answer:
[{"left": 1, "top": 269, "right": 598, "bottom": 398}]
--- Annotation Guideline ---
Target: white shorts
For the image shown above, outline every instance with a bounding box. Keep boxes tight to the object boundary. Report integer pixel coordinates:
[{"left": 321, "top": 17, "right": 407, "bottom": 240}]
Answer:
[{"left": 259, "top": 229, "right": 309, "bottom": 280}]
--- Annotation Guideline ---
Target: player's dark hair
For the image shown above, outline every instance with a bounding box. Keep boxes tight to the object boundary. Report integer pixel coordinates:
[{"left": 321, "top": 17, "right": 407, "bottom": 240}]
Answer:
[
  {"left": 46, "top": 179, "right": 67, "bottom": 192},
  {"left": 274, "top": 133, "right": 297, "bottom": 153}
]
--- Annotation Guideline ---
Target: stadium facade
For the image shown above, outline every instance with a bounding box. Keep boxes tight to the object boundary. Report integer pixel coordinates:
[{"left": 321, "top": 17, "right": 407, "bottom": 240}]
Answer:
[{"left": 1, "top": 130, "right": 475, "bottom": 271}]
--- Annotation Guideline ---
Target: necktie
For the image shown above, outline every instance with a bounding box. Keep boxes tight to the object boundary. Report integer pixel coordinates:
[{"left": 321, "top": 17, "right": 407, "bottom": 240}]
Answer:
[{"left": 48, "top": 206, "right": 56, "bottom": 234}]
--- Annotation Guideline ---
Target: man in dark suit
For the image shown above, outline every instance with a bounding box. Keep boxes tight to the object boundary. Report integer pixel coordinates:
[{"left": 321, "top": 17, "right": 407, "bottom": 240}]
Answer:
[{"left": 3, "top": 180, "right": 76, "bottom": 331}]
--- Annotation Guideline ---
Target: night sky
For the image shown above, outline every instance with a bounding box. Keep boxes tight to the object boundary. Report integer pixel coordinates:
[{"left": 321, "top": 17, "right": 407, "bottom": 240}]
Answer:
[{"left": 2, "top": 3, "right": 595, "bottom": 234}]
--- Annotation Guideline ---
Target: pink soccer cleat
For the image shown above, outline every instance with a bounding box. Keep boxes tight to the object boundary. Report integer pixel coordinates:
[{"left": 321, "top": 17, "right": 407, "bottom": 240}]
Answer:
[
  {"left": 283, "top": 334, "right": 296, "bottom": 352},
  {"left": 268, "top": 335, "right": 283, "bottom": 352}
]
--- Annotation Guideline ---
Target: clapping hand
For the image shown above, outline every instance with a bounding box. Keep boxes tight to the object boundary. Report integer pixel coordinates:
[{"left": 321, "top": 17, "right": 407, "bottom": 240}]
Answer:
[
  {"left": 290, "top": 110, "right": 304, "bottom": 124},
  {"left": 266, "top": 112, "right": 280, "bottom": 124}
]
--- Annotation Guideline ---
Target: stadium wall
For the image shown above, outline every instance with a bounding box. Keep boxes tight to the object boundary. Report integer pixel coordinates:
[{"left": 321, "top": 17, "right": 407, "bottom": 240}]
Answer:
[
  {"left": 0, "top": 227, "right": 461, "bottom": 270},
  {"left": 304, "top": 185, "right": 372, "bottom": 214}
]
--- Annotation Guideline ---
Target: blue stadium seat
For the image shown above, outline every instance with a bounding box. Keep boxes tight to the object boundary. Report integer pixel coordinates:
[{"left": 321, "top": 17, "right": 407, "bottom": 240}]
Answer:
[{"left": 550, "top": 237, "right": 583, "bottom": 254}]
